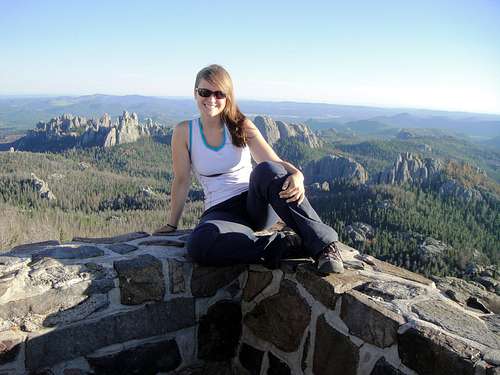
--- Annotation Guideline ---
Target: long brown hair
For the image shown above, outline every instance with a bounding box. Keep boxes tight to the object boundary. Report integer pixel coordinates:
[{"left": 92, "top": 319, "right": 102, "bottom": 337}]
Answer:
[{"left": 195, "top": 64, "right": 247, "bottom": 147}]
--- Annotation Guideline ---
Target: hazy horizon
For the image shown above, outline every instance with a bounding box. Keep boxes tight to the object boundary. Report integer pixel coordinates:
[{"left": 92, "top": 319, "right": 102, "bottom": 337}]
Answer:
[{"left": 2, "top": 93, "right": 500, "bottom": 117}]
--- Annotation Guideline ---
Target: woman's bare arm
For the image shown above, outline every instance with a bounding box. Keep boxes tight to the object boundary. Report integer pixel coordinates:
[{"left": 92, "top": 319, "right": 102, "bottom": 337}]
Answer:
[
  {"left": 244, "top": 119, "right": 305, "bottom": 204},
  {"left": 158, "top": 122, "right": 192, "bottom": 232}
]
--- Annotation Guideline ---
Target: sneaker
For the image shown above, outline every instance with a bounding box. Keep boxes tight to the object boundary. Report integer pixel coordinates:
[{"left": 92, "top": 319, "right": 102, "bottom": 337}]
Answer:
[{"left": 316, "top": 242, "right": 344, "bottom": 274}]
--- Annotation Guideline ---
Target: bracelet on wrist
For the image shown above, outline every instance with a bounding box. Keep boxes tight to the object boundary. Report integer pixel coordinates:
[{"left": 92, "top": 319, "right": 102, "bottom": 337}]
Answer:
[{"left": 166, "top": 223, "right": 177, "bottom": 230}]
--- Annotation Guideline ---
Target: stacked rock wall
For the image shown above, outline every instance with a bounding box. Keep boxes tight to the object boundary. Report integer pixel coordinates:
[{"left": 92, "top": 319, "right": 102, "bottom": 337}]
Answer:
[
  {"left": 0, "top": 231, "right": 498, "bottom": 374},
  {"left": 0, "top": 231, "right": 245, "bottom": 374}
]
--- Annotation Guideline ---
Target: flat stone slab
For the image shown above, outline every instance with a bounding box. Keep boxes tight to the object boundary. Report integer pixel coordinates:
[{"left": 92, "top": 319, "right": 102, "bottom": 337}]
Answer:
[
  {"left": 138, "top": 239, "right": 185, "bottom": 247},
  {"left": 191, "top": 264, "right": 245, "bottom": 298},
  {"left": 243, "top": 270, "right": 273, "bottom": 302},
  {"left": 9, "top": 240, "right": 60, "bottom": 255},
  {"left": 32, "top": 245, "right": 104, "bottom": 260},
  {"left": 168, "top": 260, "right": 188, "bottom": 294},
  {"left": 87, "top": 337, "right": 182, "bottom": 374},
  {"left": 357, "top": 280, "right": 426, "bottom": 301},
  {"left": 73, "top": 232, "right": 150, "bottom": 244},
  {"left": 198, "top": 301, "right": 242, "bottom": 361},
  {"left": 296, "top": 264, "right": 368, "bottom": 309},
  {"left": 433, "top": 276, "right": 500, "bottom": 314},
  {"left": 105, "top": 243, "right": 138, "bottom": 255},
  {"left": 371, "top": 258, "right": 434, "bottom": 286},
  {"left": 25, "top": 297, "right": 195, "bottom": 370},
  {"left": 44, "top": 294, "right": 109, "bottom": 327},
  {"left": 114, "top": 255, "right": 165, "bottom": 305},
  {"left": 371, "top": 357, "right": 404, "bottom": 374},
  {"left": 268, "top": 352, "right": 291, "bottom": 375},
  {"left": 238, "top": 343, "right": 264, "bottom": 375},
  {"left": 151, "top": 229, "right": 192, "bottom": 237},
  {"left": 341, "top": 290, "right": 405, "bottom": 348},
  {"left": 412, "top": 299, "right": 500, "bottom": 349},
  {"left": 313, "top": 314, "right": 359, "bottom": 375},
  {"left": 244, "top": 280, "right": 311, "bottom": 353},
  {"left": 482, "top": 314, "right": 500, "bottom": 336},
  {"left": 399, "top": 325, "right": 480, "bottom": 375}
]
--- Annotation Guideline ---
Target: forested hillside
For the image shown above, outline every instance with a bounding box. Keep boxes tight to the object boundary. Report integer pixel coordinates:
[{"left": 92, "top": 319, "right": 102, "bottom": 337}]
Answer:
[{"left": 1, "top": 131, "right": 498, "bottom": 281}]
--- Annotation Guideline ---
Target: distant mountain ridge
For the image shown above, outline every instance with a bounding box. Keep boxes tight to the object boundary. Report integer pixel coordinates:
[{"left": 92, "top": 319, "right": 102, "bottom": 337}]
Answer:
[{"left": 1, "top": 94, "right": 499, "bottom": 139}]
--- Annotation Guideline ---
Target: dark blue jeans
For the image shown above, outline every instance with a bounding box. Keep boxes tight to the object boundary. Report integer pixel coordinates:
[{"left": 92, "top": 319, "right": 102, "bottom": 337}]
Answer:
[{"left": 186, "top": 161, "right": 338, "bottom": 267}]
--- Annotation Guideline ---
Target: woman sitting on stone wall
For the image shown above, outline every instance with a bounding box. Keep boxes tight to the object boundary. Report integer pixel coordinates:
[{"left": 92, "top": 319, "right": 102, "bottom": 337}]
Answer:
[{"left": 156, "top": 64, "right": 343, "bottom": 274}]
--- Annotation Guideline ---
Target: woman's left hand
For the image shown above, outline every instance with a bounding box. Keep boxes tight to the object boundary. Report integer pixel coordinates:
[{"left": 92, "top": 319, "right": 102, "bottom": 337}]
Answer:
[{"left": 279, "top": 171, "right": 305, "bottom": 204}]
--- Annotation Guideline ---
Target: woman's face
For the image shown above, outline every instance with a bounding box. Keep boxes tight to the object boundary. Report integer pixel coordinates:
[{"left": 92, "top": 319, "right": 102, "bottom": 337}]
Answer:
[{"left": 195, "top": 78, "right": 227, "bottom": 119}]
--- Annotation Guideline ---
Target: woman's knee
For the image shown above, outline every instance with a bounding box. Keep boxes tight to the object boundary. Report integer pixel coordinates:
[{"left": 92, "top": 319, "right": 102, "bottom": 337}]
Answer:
[
  {"left": 251, "top": 161, "right": 287, "bottom": 184},
  {"left": 186, "top": 223, "right": 219, "bottom": 263}
]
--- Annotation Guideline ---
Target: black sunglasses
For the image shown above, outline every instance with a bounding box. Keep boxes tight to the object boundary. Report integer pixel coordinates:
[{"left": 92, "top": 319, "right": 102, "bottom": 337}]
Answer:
[{"left": 196, "top": 88, "right": 227, "bottom": 99}]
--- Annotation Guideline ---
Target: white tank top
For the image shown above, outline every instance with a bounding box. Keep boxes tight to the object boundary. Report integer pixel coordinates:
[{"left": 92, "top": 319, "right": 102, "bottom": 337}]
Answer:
[{"left": 189, "top": 118, "right": 253, "bottom": 210}]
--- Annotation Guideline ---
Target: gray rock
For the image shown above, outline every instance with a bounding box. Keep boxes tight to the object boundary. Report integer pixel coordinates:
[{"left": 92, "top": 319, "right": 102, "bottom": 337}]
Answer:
[
  {"left": 304, "top": 154, "right": 369, "bottom": 185},
  {"left": 345, "top": 222, "right": 375, "bottom": 243},
  {"left": 8, "top": 240, "right": 60, "bottom": 255},
  {"left": 412, "top": 300, "right": 500, "bottom": 348},
  {"left": 475, "top": 276, "right": 499, "bottom": 294},
  {"left": 198, "top": 301, "right": 242, "bottom": 361},
  {"left": 243, "top": 270, "right": 273, "bottom": 302},
  {"left": 25, "top": 298, "right": 195, "bottom": 370},
  {"left": 268, "top": 352, "right": 291, "bottom": 375},
  {"left": 33, "top": 245, "right": 104, "bottom": 260},
  {"left": 168, "top": 259, "right": 187, "bottom": 294},
  {"left": 359, "top": 280, "right": 426, "bottom": 301},
  {"left": 73, "top": 231, "right": 150, "bottom": 244},
  {"left": 114, "top": 255, "right": 165, "bottom": 305},
  {"left": 313, "top": 314, "right": 359, "bottom": 375},
  {"left": 439, "top": 179, "right": 483, "bottom": 202},
  {"left": 433, "top": 276, "right": 500, "bottom": 314},
  {"left": 138, "top": 239, "right": 185, "bottom": 247},
  {"left": 370, "top": 357, "right": 403, "bottom": 375},
  {"left": 28, "top": 173, "right": 56, "bottom": 201},
  {"left": 296, "top": 264, "right": 368, "bottom": 309},
  {"left": 238, "top": 343, "right": 264, "bottom": 375},
  {"left": 399, "top": 325, "right": 479, "bottom": 375},
  {"left": 191, "top": 264, "right": 245, "bottom": 298},
  {"left": 244, "top": 280, "right": 310, "bottom": 352},
  {"left": 253, "top": 116, "right": 322, "bottom": 148},
  {"left": 105, "top": 243, "right": 138, "bottom": 255},
  {"left": 44, "top": 294, "right": 109, "bottom": 327},
  {"left": 482, "top": 314, "right": 500, "bottom": 336},
  {"left": 341, "top": 290, "right": 405, "bottom": 348},
  {"left": 87, "top": 338, "right": 181, "bottom": 374},
  {"left": 484, "top": 350, "right": 500, "bottom": 366},
  {"left": 375, "top": 152, "right": 443, "bottom": 185},
  {"left": 370, "top": 257, "right": 434, "bottom": 286},
  {"left": 417, "top": 237, "right": 450, "bottom": 260},
  {"left": 301, "top": 331, "right": 311, "bottom": 372}
]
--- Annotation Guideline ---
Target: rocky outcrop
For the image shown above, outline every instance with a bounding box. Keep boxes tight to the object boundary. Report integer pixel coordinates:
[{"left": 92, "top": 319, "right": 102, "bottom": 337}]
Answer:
[
  {"left": 345, "top": 222, "right": 375, "bottom": 244},
  {"left": 375, "top": 152, "right": 444, "bottom": 185},
  {"left": 432, "top": 276, "right": 500, "bottom": 314},
  {"left": 26, "top": 173, "right": 56, "bottom": 201},
  {"left": 417, "top": 237, "right": 450, "bottom": 261},
  {"left": 374, "top": 153, "right": 485, "bottom": 202},
  {"left": 254, "top": 115, "right": 322, "bottom": 148},
  {"left": 304, "top": 154, "right": 369, "bottom": 185},
  {"left": 439, "top": 179, "right": 483, "bottom": 202},
  {"left": 14, "top": 111, "right": 169, "bottom": 151}
]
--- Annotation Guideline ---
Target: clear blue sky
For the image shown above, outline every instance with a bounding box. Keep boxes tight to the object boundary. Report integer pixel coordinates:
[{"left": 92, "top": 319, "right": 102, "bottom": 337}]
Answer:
[{"left": 1, "top": 0, "right": 499, "bottom": 114}]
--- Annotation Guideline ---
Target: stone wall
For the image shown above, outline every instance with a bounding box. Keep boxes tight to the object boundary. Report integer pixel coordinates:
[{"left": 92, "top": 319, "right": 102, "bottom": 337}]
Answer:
[
  {"left": 0, "top": 231, "right": 245, "bottom": 374},
  {"left": 0, "top": 231, "right": 498, "bottom": 374}
]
